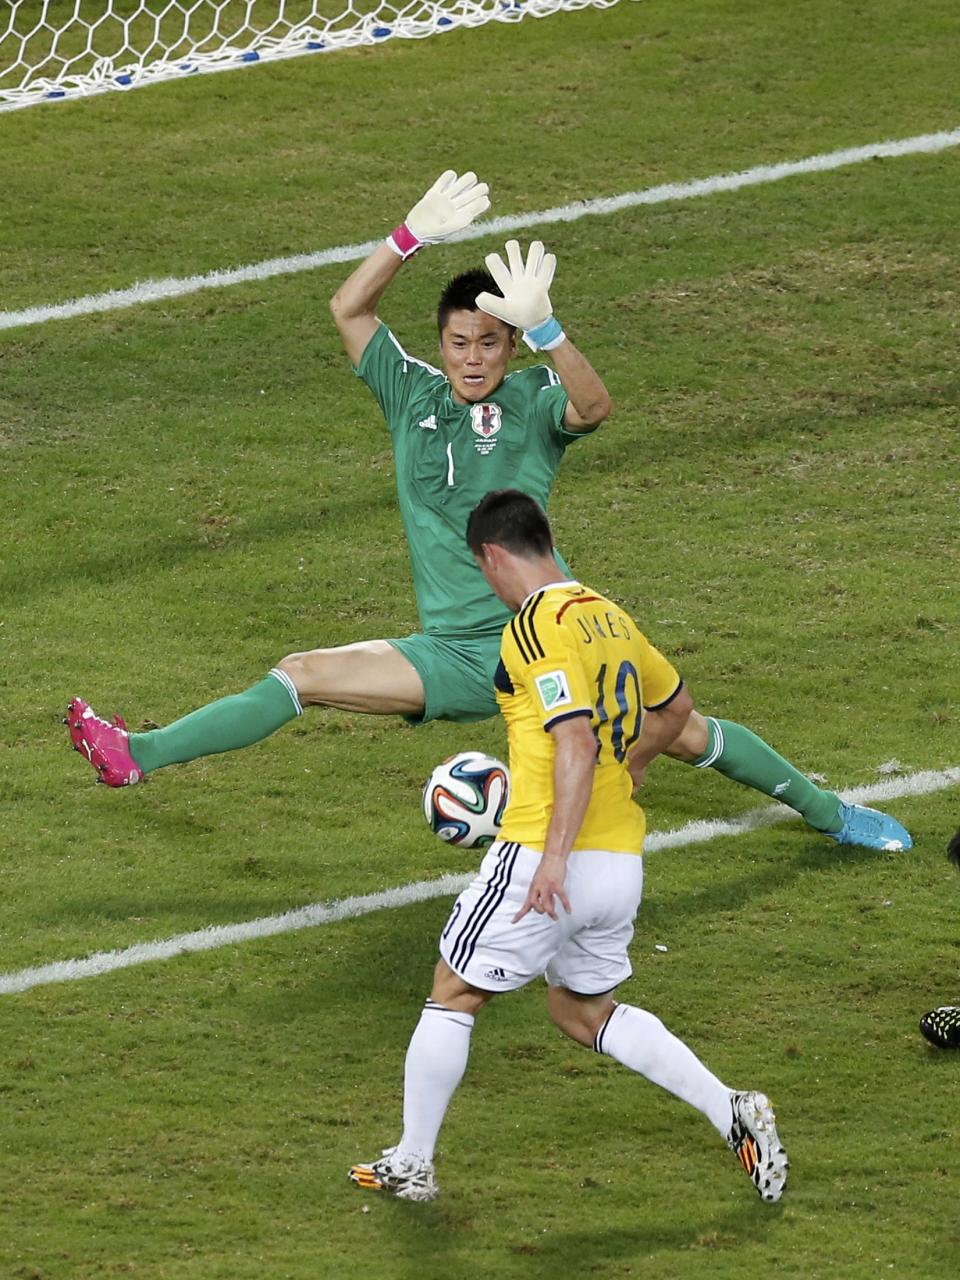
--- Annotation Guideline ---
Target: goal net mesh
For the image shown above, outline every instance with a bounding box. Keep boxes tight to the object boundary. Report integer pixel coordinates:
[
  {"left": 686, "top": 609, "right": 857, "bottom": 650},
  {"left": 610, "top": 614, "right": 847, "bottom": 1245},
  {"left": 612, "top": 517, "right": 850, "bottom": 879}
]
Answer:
[{"left": 0, "top": 0, "right": 620, "bottom": 111}]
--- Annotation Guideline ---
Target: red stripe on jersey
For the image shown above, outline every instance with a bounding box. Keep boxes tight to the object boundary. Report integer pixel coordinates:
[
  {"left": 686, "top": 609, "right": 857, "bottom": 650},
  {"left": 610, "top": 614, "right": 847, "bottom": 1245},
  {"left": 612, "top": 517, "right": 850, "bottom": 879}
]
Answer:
[{"left": 555, "top": 595, "right": 604, "bottom": 624}]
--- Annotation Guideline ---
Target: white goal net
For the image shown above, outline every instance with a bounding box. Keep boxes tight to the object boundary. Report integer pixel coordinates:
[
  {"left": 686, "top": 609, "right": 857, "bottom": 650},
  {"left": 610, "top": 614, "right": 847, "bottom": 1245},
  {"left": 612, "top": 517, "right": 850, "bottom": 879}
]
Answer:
[{"left": 0, "top": 0, "right": 621, "bottom": 112}]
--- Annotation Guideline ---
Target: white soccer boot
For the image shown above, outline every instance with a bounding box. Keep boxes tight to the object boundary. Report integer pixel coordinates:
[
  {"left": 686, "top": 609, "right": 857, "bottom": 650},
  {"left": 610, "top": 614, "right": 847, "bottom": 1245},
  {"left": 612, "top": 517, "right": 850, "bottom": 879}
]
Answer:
[
  {"left": 348, "top": 1146, "right": 438, "bottom": 1202},
  {"left": 726, "top": 1091, "right": 788, "bottom": 1203}
]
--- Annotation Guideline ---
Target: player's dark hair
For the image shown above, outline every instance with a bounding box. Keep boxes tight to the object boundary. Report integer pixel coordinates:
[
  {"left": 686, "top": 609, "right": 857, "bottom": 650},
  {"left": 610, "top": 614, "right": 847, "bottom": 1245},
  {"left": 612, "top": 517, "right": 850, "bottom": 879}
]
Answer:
[
  {"left": 466, "top": 490, "right": 554, "bottom": 559},
  {"left": 437, "top": 268, "right": 513, "bottom": 335},
  {"left": 948, "top": 827, "right": 960, "bottom": 872}
]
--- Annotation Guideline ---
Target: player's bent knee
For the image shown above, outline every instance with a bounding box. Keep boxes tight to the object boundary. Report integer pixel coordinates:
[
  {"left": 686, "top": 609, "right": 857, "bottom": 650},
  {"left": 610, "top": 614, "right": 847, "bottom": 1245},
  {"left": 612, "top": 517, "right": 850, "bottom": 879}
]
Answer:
[
  {"left": 431, "top": 959, "right": 491, "bottom": 1015},
  {"left": 555, "top": 1018, "right": 596, "bottom": 1048},
  {"left": 664, "top": 708, "right": 710, "bottom": 762},
  {"left": 547, "top": 987, "right": 614, "bottom": 1047},
  {"left": 275, "top": 651, "right": 311, "bottom": 692},
  {"left": 275, "top": 648, "right": 342, "bottom": 703}
]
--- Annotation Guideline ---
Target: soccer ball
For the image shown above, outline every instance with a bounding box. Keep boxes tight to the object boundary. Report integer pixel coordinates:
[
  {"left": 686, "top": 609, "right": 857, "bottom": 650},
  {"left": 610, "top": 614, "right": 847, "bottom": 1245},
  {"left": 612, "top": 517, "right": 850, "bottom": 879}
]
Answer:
[{"left": 422, "top": 751, "right": 510, "bottom": 849}]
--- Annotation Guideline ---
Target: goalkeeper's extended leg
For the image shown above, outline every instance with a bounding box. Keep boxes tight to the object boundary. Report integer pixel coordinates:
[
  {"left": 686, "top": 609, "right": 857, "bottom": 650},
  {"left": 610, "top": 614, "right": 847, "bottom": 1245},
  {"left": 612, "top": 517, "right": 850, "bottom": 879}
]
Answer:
[
  {"left": 67, "top": 673, "right": 301, "bottom": 785},
  {"left": 669, "top": 713, "right": 912, "bottom": 850},
  {"left": 67, "top": 641, "right": 426, "bottom": 784},
  {"left": 684, "top": 714, "right": 843, "bottom": 829}
]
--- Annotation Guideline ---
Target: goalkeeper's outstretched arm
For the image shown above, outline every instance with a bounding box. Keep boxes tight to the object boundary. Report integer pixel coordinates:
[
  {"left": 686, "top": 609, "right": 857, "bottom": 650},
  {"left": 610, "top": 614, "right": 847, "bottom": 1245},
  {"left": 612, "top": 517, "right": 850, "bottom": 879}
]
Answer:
[
  {"left": 330, "top": 170, "right": 490, "bottom": 367},
  {"left": 330, "top": 244, "right": 405, "bottom": 367},
  {"left": 476, "top": 239, "right": 612, "bottom": 432},
  {"left": 547, "top": 337, "right": 614, "bottom": 432}
]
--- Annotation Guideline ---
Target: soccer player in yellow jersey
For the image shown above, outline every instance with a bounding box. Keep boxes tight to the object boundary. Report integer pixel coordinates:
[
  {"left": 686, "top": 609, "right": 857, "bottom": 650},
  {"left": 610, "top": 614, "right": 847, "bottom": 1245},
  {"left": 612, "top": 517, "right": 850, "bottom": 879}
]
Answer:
[{"left": 349, "top": 491, "right": 788, "bottom": 1207}]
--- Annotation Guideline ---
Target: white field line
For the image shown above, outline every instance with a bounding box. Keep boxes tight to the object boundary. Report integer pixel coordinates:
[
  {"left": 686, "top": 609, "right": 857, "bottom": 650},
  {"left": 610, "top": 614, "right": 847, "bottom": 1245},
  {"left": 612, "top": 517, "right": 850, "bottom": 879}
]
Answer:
[
  {"left": 2, "top": 126, "right": 959, "bottom": 334},
  {"left": 1, "top": 766, "right": 956, "bottom": 997}
]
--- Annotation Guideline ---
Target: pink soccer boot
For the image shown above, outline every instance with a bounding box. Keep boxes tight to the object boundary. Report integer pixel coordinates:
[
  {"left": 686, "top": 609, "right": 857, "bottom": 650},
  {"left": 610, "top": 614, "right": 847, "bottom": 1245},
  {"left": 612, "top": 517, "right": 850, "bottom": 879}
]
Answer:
[{"left": 65, "top": 697, "right": 144, "bottom": 787}]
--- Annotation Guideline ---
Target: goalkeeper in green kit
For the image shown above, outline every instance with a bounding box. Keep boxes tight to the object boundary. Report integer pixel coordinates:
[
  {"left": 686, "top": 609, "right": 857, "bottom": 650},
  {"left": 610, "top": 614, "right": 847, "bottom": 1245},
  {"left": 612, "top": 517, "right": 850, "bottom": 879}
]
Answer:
[{"left": 66, "top": 171, "right": 911, "bottom": 852}]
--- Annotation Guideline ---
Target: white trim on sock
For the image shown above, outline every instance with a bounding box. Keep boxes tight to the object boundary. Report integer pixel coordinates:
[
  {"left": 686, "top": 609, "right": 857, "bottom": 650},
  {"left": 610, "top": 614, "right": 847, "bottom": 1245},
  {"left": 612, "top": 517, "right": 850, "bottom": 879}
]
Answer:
[
  {"left": 424, "top": 998, "right": 475, "bottom": 1030},
  {"left": 693, "top": 716, "right": 724, "bottom": 769},
  {"left": 268, "top": 667, "right": 303, "bottom": 716}
]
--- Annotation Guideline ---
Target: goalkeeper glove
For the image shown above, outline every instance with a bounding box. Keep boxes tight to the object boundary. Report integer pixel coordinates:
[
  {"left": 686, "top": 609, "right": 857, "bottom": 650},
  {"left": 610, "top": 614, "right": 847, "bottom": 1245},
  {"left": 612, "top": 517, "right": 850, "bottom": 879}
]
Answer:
[
  {"left": 476, "top": 239, "right": 566, "bottom": 351},
  {"left": 387, "top": 170, "right": 490, "bottom": 260}
]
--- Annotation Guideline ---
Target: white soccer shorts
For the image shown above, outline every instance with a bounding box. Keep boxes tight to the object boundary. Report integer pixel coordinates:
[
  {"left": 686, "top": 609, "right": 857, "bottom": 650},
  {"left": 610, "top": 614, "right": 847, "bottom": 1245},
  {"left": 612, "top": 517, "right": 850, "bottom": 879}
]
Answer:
[{"left": 439, "top": 840, "right": 644, "bottom": 995}]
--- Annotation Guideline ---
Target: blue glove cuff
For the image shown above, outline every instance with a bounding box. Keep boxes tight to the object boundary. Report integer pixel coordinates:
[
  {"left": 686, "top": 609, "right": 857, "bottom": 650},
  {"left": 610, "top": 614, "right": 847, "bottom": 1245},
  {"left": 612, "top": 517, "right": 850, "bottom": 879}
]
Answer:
[{"left": 523, "top": 315, "right": 565, "bottom": 351}]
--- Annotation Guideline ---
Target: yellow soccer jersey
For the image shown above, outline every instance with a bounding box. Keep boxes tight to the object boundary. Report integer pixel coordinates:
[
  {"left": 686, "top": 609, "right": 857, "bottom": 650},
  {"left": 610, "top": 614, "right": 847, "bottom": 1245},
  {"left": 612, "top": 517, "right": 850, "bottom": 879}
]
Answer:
[{"left": 494, "top": 581, "right": 683, "bottom": 855}]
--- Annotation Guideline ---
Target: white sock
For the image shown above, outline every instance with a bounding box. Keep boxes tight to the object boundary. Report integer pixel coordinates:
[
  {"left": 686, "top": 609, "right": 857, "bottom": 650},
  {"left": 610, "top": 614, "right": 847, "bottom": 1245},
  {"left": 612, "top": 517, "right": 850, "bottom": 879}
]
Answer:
[
  {"left": 398, "top": 1000, "right": 475, "bottom": 1162},
  {"left": 594, "top": 1003, "right": 733, "bottom": 1136}
]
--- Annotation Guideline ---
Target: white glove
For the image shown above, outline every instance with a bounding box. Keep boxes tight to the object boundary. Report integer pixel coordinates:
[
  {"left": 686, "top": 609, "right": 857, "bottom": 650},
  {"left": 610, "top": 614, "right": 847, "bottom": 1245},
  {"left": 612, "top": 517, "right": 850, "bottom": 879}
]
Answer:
[
  {"left": 475, "top": 240, "right": 566, "bottom": 351},
  {"left": 387, "top": 170, "right": 490, "bottom": 260}
]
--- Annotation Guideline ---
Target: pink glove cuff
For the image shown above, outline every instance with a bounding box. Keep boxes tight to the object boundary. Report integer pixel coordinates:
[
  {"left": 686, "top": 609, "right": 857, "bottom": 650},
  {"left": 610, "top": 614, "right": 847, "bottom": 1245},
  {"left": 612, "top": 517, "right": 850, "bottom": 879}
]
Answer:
[{"left": 386, "top": 223, "right": 423, "bottom": 260}]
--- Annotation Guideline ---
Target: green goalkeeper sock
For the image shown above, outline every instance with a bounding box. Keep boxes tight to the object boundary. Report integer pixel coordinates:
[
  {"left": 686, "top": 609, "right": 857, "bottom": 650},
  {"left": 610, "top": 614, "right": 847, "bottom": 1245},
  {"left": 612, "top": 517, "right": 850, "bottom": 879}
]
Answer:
[
  {"left": 128, "top": 670, "right": 302, "bottom": 775},
  {"left": 692, "top": 717, "right": 843, "bottom": 833}
]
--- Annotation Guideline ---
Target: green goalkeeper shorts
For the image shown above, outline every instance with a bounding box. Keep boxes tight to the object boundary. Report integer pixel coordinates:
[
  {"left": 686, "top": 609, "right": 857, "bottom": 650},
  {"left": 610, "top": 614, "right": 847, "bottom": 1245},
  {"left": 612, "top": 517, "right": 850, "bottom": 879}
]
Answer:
[{"left": 388, "top": 630, "right": 502, "bottom": 725}]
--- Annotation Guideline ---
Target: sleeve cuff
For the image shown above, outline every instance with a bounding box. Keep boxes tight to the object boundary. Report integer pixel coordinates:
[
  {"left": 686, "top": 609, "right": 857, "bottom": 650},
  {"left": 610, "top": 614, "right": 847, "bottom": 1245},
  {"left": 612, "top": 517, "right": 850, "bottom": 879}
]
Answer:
[
  {"left": 644, "top": 679, "right": 685, "bottom": 712},
  {"left": 543, "top": 708, "right": 593, "bottom": 732}
]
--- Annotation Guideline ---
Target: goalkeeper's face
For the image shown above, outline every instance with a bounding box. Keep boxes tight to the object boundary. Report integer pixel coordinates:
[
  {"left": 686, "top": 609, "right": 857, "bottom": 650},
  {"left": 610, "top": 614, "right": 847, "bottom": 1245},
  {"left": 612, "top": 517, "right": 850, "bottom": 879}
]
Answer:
[{"left": 440, "top": 310, "right": 517, "bottom": 404}]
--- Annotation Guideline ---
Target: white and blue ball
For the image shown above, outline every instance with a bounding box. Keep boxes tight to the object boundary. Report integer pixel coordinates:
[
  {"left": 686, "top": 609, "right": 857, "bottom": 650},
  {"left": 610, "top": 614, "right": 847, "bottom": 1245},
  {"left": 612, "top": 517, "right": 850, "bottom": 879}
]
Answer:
[{"left": 422, "top": 751, "right": 510, "bottom": 849}]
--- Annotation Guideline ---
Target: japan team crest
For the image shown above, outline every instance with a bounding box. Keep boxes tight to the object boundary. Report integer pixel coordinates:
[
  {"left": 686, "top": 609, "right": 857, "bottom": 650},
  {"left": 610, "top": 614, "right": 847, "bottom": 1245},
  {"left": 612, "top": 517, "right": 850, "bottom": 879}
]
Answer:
[{"left": 470, "top": 403, "right": 502, "bottom": 454}]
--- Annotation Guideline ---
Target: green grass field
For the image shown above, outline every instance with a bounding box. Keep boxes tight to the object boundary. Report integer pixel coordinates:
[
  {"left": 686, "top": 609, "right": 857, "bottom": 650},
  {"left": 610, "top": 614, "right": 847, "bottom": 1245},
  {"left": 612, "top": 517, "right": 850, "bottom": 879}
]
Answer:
[{"left": 2, "top": 1, "right": 959, "bottom": 1276}]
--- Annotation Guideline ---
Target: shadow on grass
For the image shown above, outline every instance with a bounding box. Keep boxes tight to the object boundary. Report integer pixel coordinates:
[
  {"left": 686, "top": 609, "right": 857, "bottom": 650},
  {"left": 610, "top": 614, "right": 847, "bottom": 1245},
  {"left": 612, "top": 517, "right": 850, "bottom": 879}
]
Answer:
[
  {"left": 649, "top": 835, "right": 882, "bottom": 924},
  {"left": 372, "top": 1197, "right": 780, "bottom": 1279},
  {"left": 515, "top": 1209, "right": 782, "bottom": 1274}
]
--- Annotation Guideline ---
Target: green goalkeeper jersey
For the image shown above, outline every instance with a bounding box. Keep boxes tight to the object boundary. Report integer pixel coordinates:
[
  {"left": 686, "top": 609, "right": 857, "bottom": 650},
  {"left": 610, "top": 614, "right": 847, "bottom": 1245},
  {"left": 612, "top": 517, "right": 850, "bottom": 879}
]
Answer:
[{"left": 356, "top": 323, "right": 590, "bottom": 637}]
